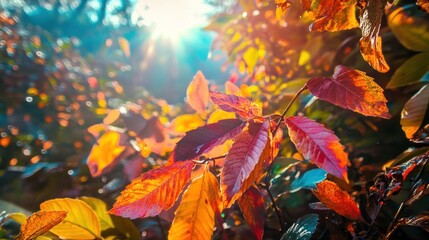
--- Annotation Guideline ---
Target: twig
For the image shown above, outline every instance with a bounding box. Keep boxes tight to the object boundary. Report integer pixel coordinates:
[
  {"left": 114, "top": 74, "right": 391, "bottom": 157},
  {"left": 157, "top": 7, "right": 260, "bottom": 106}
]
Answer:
[
  {"left": 273, "top": 85, "right": 308, "bottom": 134},
  {"left": 262, "top": 184, "right": 285, "bottom": 232},
  {"left": 193, "top": 154, "right": 227, "bottom": 164}
]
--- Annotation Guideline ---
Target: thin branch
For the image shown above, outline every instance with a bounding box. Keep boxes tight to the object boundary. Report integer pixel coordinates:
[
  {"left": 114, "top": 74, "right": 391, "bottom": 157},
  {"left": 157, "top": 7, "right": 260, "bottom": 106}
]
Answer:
[
  {"left": 273, "top": 85, "right": 308, "bottom": 134},
  {"left": 261, "top": 183, "right": 285, "bottom": 232}
]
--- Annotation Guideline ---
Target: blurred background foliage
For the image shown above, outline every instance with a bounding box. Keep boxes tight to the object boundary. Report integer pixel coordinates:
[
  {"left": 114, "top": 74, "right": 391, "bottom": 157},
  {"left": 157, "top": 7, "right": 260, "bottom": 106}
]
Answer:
[{"left": 1, "top": 0, "right": 429, "bottom": 239}]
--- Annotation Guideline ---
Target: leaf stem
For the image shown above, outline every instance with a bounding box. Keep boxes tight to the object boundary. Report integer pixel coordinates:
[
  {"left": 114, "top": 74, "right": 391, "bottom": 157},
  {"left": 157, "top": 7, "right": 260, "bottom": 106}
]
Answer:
[
  {"left": 263, "top": 184, "right": 285, "bottom": 232},
  {"left": 193, "top": 154, "right": 227, "bottom": 164},
  {"left": 273, "top": 85, "right": 308, "bottom": 134}
]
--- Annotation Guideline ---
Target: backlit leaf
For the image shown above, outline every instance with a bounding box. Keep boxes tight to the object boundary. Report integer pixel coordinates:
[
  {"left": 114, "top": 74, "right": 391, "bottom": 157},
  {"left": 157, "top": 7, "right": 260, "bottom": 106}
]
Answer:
[
  {"left": 401, "top": 84, "right": 429, "bottom": 139},
  {"left": 79, "top": 197, "right": 140, "bottom": 240},
  {"left": 359, "top": 0, "right": 390, "bottom": 73},
  {"left": 168, "top": 167, "right": 220, "bottom": 240},
  {"left": 141, "top": 116, "right": 172, "bottom": 156},
  {"left": 187, "top": 71, "right": 209, "bottom": 113},
  {"left": 387, "top": 51, "right": 429, "bottom": 89},
  {"left": 172, "top": 119, "right": 245, "bottom": 162},
  {"left": 303, "top": 0, "right": 358, "bottom": 32},
  {"left": 417, "top": 0, "right": 429, "bottom": 13},
  {"left": 221, "top": 120, "right": 269, "bottom": 207},
  {"left": 312, "top": 3, "right": 359, "bottom": 32},
  {"left": 17, "top": 210, "right": 67, "bottom": 240},
  {"left": 281, "top": 214, "right": 319, "bottom": 240},
  {"left": 290, "top": 168, "right": 327, "bottom": 192},
  {"left": 313, "top": 181, "right": 363, "bottom": 221},
  {"left": 109, "top": 161, "right": 194, "bottom": 219},
  {"left": 40, "top": 198, "right": 101, "bottom": 239},
  {"left": 170, "top": 114, "right": 205, "bottom": 133},
  {"left": 207, "top": 109, "right": 236, "bottom": 124},
  {"left": 388, "top": 5, "right": 429, "bottom": 52},
  {"left": 87, "top": 131, "right": 126, "bottom": 177},
  {"left": 210, "top": 91, "right": 262, "bottom": 118},
  {"left": 225, "top": 81, "right": 243, "bottom": 96},
  {"left": 238, "top": 186, "right": 265, "bottom": 240},
  {"left": 103, "top": 109, "right": 121, "bottom": 125},
  {"left": 307, "top": 65, "right": 391, "bottom": 119},
  {"left": 285, "top": 116, "right": 349, "bottom": 182}
]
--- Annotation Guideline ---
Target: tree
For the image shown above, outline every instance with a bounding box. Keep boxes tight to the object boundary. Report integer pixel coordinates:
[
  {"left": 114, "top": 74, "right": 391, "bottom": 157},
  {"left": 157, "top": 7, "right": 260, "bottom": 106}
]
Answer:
[{"left": 1, "top": 0, "right": 429, "bottom": 239}]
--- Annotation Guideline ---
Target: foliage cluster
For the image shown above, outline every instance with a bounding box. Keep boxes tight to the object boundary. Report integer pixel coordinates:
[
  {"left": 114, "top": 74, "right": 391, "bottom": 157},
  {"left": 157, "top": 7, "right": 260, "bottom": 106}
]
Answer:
[{"left": 1, "top": 0, "right": 429, "bottom": 239}]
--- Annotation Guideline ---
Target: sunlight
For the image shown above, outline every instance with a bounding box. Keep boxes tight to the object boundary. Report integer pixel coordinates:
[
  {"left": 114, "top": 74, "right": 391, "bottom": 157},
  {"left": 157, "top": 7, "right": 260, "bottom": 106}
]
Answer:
[{"left": 133, "top": 0, "right": 210, "bottom": 40}]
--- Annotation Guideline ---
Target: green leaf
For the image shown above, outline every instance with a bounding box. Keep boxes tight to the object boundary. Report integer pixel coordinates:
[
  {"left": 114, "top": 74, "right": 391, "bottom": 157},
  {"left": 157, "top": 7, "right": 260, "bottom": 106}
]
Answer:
[
  {"left": 290, "top": 169, "right": 327, "bottom": 192},
  {"left": 388, "top": 5, "right": 429, "bottom": 52},
  {"left": 281, "top": 214, "right": 319, "bottom": 240},
  {"left": 79, "top": 197, "right": 140, "bottom": 240},
  {"left": 401, "top": 84, "right": 429, "bottom": 139},
  {"left": 387, "top": 51, "right": 429, "bottom": 89}
]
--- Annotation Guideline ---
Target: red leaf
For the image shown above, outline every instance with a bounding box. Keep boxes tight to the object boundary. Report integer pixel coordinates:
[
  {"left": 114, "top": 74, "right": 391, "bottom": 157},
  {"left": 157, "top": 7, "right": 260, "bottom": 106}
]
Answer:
[
  {"left": 172, "top": 119, "right": 245, "bottom": 161},
  {"left": 109, "top": 161, "right": 194, "bottom": 219},
  {"left": 307, "top": 65, "right": 390, "bottom": 119},
  {"left": 285, "top": 116, "right": 349, "bottom": 182},
  {"left": 221, "top": 120, "right": 269, "bottom": 206},
  {"left": 210, "top": 91, "right": 261, "bottom": 118},
  {"left": 238, "top": 186, "right": 265, "bottom": 240},
  {"left": 186, "top": 71, "right": 209, "bottom": 113},
  {"left": 313, "top": 180, "right": 363, "bottom": 221}
]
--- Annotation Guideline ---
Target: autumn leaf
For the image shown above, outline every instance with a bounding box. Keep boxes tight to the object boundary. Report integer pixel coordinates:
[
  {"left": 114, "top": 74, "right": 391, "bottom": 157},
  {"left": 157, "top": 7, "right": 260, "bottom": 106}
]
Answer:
[
  {"left": 313, "top": 180, "right": 363, "bottom": 221},
  {"left": 270, "top": 127, "right": 283, "bottom": 164},
  {"left": 40, "top": 198, "right": 101, "bottom": 239},
  {"left": 417, "top": 0, "right": 429, "bottom": 13},
  {"left": 238, "top": 186, "right": 265, "bottom": 240},
  {"left": 281, "top": 214, "right": 319, "bottom": 240},
  {"left": 187, "top": 71, "right": 209, "bottom": 113},
  {"left": 141, "top": 116, "right": 172, "bottom": 156},
  {"left": 307, "top": 65, "right": 391, "bottom": 119},
  {"left": 225, "top": 81, "right": 243, "bottom": 96},
  {"left": 17, "top": 210, "right": 67, "bottom": 240},
  {"left": 168, "top": 167, "right": 220, "bottom": 240},
  {"left": 172, "top": 119, "right": 245, "bottom": 162},
  {"left": 221, "top": 120, "right": 269, "bottom": 207},
  {"left": 170, "top": 114, "right": 205, "bottom": 134},
  {"left": 103, "top": 109, "right": 121, "bottom": 125},
  {"left": 303, "top": 0, "right": 358, "bottom": 32},
  {"left": 312, "top": 3, "right": 359, "bottom": 32},
  {"left": 118, "top": 37, "right": 130, "bottom": 57},
  {"left": 109, "top": 161, "right": 194, "bottom": 219},
  {"left": 210, "top": 91, "right": 261, "bottom": 118},
  {"left": 359, "top": 0, "right": 390, "bottom": 73},
  {"left": 87, "top": 131, "right": 126, "bottom": 177},
  {"left": 285, "top": 116, "right": 349, "bottom": 182},
  {"left": 401, "top": 84, "right": 429, "bottom": 139},
  {"left": 207, "top": 109, "right": 236, "bottom": 124},
  {"left": 79, "top": 197, "right": 140, "bottom": 240}
]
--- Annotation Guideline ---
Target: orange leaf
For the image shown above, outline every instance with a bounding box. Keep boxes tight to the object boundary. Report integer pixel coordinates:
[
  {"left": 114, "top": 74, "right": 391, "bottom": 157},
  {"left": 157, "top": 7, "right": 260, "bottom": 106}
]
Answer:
[
  {"left": 303, "top": 0, "right": 357, "bottom": 32},
  {"left": 313, "top": 180, "right": 363, "bottom": 221},
  {"left": 87, "top": 131, "right": 126, "bottom": 177},
  {"left": 311, "top": 3, "right": 359, "bottom": 32},
  {"left": 141, "top": 116, "right": 172, "bottom": 156},
  {"left": 110, "top": 161, "right": 194, "bottom": 219},
  {"left": 285, "top": 116, "right": 349, "bottom": 182},
  {"left": 168, "top": 167, "right": 220, "bottom": 240},
  {"left": 170, "top": 114, "right": 205, "bottom": 133},
  {"left": 417, "top": 0, "right": 429, "bottom": 13},
  {"left": 401, "top": 84, "right": 429, "bottom": 139},
  {"left": 210, "top": 91, "right": 261, "bottom": 118},
  {"left": 238, "top": 187, "right": 265, "bottom": 240},
  {"left": 187, "top": 71, "right": 209, "bottom": 113},
  {"left": 17, "top": 210, "right": 67, "bottom": 240},
  {"left": 103, "top": 109, "right": 121, "bottom": 125},
  {"left": 307, "top": 65, "right": 391, "bottom": 119},
  {"left": 359, "top": 0, "right": 390, "bottom": 73},
  {"left": 221, "top": 120, "right": 269, "bottom": 207},
  {"left": 225, "top": 81, "right": 243, "bottom": 96}
]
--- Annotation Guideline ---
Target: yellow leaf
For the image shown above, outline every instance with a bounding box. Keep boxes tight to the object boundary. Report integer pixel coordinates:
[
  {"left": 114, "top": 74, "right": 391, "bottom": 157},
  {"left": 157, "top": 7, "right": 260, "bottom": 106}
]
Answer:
[
  {"left": 168, "top": 167, "right": 220, "bottom": 240},
  {"left": 171, "top": 114, "right": 205, "bottom": 133},
  {"left": 7, "top": 212, "right": 27, "bottom": 224},
  {"left": 87, "top": 131, "right": 126, "bottom": 177},
  {"left": 225, "top": 81, "right": 243, "bottom": 96},
  {"left": 79, "top": 197, "right": 140, "bottom": 240},
  {"left": 187, "top": 71, "right": 209, "bottom": 113},
  {"left": 207, "top": 109, "right": 236, "bottom": 124},
  {"left": 243, "top": 47, "right": 258, "bottom": 74},
  {"left": 40, "top": 198, "right": 101, "bottom": 239},
  {"left": 17, "top": 210, "right": 67, "bottom": 240}
]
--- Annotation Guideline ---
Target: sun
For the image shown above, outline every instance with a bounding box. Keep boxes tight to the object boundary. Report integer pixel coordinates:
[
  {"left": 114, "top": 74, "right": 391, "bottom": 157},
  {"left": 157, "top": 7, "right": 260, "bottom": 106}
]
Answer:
[{"left": 133, "top": 0, "right": 210, "bottom": 40}]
